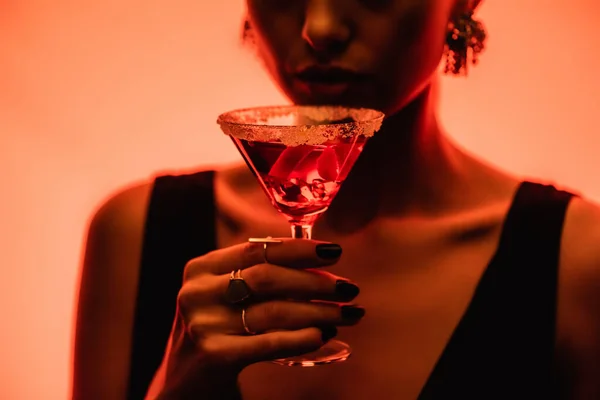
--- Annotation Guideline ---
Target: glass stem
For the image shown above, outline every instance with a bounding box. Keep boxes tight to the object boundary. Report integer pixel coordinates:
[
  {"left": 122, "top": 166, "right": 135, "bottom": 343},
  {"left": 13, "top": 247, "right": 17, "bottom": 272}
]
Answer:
[{"left": 291, "top": 224, "right": 312, "bottom": 239}]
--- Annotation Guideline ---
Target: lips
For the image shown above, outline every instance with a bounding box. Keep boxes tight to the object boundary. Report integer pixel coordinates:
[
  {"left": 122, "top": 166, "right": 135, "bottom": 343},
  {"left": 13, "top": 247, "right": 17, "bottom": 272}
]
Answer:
[
  {"left": 295, "top": 66, "right": 367, "bottom": 85},
  {"left": 293, "top": 66, "right": 367, "bottom": 97}
]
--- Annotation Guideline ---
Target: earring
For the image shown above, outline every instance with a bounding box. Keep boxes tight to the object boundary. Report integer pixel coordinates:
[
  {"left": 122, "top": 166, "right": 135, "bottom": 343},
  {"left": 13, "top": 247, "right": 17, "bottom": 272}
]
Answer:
[
  {"left": 444, "top": 6, "right": 487, "bottom": 76},
  {"left": 242, "top": 19, "right": 255, "bottom": 44}
]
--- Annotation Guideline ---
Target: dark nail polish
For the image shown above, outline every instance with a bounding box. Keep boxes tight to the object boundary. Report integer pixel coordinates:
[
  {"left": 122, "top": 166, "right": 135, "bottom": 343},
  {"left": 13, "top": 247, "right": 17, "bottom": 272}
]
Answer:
[
  {"left": 341, "top": 305, "right": 366, "bottom": 320},
  {"left": 316, "top": 244, "right": 342, "bottom": 259},
  {"left": 335, "top": 280, "right": 360, "bottom": 298},
  {"left": 319, "top": 326, "right": 338, "bottom": 343}
]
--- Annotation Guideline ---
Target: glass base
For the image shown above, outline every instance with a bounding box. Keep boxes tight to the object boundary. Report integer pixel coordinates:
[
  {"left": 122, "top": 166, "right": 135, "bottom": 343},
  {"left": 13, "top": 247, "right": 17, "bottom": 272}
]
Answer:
[{"left": 271, "top": 339, "right": 351, "bottom": 367}]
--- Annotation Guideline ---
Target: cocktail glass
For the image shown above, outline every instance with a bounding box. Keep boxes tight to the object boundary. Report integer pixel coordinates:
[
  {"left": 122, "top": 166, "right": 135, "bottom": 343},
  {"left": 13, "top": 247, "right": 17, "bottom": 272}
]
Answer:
[{"left": 217, "top": 105, "right": 384, "bottom": 366}]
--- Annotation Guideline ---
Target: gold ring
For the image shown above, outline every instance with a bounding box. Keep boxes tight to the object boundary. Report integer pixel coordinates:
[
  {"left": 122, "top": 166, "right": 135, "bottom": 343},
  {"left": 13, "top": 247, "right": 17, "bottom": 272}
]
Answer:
[
  {"left": 241, "top": 308, "right": 256, "bottom": 335},
  {"left": 248, "top": 236, "right": 283, "bottom": 264}
]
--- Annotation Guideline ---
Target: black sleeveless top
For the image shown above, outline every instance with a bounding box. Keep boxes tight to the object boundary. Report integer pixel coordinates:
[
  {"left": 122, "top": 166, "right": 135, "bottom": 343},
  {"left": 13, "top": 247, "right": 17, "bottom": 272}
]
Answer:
[{"left": 126, "top": 171, "right": 575, "bottom": 399}]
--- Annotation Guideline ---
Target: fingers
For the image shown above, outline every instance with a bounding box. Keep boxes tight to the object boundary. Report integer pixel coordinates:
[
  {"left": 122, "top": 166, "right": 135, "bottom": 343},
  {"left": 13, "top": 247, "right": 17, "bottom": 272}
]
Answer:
[
  {"left": 179, "top": 265, "right": 359, "bottom": 306},
  {"left": 240, "top": 301, "right": 365, "bottom": 334},
  {"left": 186, "top": 301, "right": 365, "bottom": 335},
  {"left": 198, "top": 327, "right": 337, "bottom": 367},
  {"left": 185, "top": 238, "right": 342, "bottom": 277},
  {"left": 222, "top": 265, "right": 360, "bottom": 302}
]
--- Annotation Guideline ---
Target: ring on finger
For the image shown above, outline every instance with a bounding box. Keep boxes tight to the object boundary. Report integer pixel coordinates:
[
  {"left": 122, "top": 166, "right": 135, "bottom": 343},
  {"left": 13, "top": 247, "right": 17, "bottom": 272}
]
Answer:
[
  {"left": 225, "top": 269, "right": 252, "bottom": 305},
  {"left": 248, "top": 236, "right": 283, "bottom": 264},
  {"left": 241, "top": 307, "right": 256, "bottom": 335}
]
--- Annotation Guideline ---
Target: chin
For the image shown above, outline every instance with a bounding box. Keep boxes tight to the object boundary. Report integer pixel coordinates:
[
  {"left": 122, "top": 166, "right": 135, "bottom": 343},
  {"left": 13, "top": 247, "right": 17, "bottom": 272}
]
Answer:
[{"left": 283, "top": 87, "right": 384, "bottom": 111}]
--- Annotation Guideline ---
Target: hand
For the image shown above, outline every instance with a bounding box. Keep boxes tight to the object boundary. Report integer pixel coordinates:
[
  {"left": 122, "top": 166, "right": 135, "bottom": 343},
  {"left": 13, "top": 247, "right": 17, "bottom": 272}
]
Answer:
[{"left": 156, "top": 239, "right": 363, "bottom": 398}]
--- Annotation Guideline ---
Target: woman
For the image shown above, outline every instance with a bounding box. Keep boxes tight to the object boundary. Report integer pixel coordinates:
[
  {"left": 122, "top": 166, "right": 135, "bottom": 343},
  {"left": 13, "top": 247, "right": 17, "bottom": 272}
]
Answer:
[{"left": 73, "top": 0, "right": 600, "bottom": 399}]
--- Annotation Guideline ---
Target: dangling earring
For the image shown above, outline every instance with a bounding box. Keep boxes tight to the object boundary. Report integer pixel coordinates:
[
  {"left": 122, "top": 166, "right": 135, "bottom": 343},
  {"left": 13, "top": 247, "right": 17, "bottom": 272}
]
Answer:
[
  {"left": 444, "top": 5, "right": 487, "bottom": 76},
  {"left": 242, "top": 19, "right": 255, "bottom": 45}
]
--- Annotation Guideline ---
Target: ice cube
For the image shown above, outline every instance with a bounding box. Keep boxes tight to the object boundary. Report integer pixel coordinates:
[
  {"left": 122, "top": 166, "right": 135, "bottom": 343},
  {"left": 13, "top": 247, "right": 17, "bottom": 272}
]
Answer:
[
  {"left": 282, "top": 178, "right": 305, "bottom": 202},
  {"left": 311, "top": 178, "right": 327, "bottom": 201}
]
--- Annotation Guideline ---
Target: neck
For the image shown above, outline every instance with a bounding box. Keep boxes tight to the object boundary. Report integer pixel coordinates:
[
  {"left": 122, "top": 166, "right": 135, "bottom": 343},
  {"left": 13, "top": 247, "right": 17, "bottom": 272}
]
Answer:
[{"left": 325, "top": 82, "right": 475, "bottom": 229}]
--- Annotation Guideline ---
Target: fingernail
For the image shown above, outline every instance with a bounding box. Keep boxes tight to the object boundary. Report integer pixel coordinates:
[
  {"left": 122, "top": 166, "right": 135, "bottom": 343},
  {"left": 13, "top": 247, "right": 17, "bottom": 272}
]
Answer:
[
  {"left": 319, "top": 326, "right": 338, "bottom": 343},
  {"left": 335, "top": 280, "right": 360, "bottom": 298},
  {"left": 316, "top": 244, "right": 342, "bottom": 259},
  {"left": 341, "top": 305, "right": 366, "bottom": 321}
]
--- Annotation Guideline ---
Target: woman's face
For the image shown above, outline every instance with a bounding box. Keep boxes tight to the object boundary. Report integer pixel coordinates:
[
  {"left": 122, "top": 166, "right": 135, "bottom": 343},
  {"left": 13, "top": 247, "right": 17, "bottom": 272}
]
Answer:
[{"left": 246, "top": 0, "right": 460, "bottom": 115}]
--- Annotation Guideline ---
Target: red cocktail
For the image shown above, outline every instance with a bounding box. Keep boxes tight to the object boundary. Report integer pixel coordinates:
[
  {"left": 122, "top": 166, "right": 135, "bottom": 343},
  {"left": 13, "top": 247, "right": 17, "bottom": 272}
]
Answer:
[{"left": 235, "top": 137, "right": 364, "bottom": 228}]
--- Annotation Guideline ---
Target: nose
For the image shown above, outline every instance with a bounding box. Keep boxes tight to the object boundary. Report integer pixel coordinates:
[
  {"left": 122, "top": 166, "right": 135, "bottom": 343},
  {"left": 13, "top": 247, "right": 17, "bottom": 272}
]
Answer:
[{"left": 302, "top": 1, "right": 351, "bottom": 57}]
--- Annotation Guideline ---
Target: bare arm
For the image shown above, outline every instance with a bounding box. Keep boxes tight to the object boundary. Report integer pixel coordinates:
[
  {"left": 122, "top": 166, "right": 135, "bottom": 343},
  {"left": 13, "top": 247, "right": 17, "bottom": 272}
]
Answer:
[{"left": 72, "top": 182, "right": 152, "bottom": 400}]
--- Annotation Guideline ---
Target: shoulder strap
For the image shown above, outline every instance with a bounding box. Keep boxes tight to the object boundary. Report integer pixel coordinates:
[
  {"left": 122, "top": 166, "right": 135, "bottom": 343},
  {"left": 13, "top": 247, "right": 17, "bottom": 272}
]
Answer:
[
  {"left": 494, "top": 181, "right": 574, "bottom": 346},
  {"left": 495, "top": 182, "right": 575, "bottom": 393},
  {"left": 419, "top": 181, "right": 575, "bottom": 399},
  {"left": 127, "top": 170, "right": 216, "bottom": 399}
]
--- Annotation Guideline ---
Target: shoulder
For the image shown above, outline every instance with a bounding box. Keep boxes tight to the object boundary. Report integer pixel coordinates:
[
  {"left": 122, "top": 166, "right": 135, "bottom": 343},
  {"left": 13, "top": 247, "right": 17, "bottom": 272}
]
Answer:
[
  {"left": 560, "top": 195, "right": 600, "bottom": 299},
  {"left": 88, "top": 180, "right": 153, "bottom": 241},
  {"left": 82, "top": 178, "right": 154, "bottom": 291},
  {"left": 81, "top": 177, "right": 155, "bottom": 315},
  {"left": 85, "top": 168, "right": 224, "bottom": 266},
  {"left": 557, "top": 194, "right": 600, "bottom": 397},
  {"left": 89, "top": 169, "right": 217, "bottom": 237}
]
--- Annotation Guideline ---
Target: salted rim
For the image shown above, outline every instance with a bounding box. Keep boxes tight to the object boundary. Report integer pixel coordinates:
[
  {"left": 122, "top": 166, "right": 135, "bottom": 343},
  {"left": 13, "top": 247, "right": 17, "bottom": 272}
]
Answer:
[
  {"left": 216, "top": 105, "right": 384, "bottom": 146},
  {"left": 216, "top": 105, "right": 385, "bottom": 128}
]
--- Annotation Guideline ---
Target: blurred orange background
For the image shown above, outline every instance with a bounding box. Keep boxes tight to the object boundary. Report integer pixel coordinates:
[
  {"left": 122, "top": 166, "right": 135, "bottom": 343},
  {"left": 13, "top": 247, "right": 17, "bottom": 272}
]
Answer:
[{"left": 0, "top": 0, "right": 599, "bottom": 398}]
